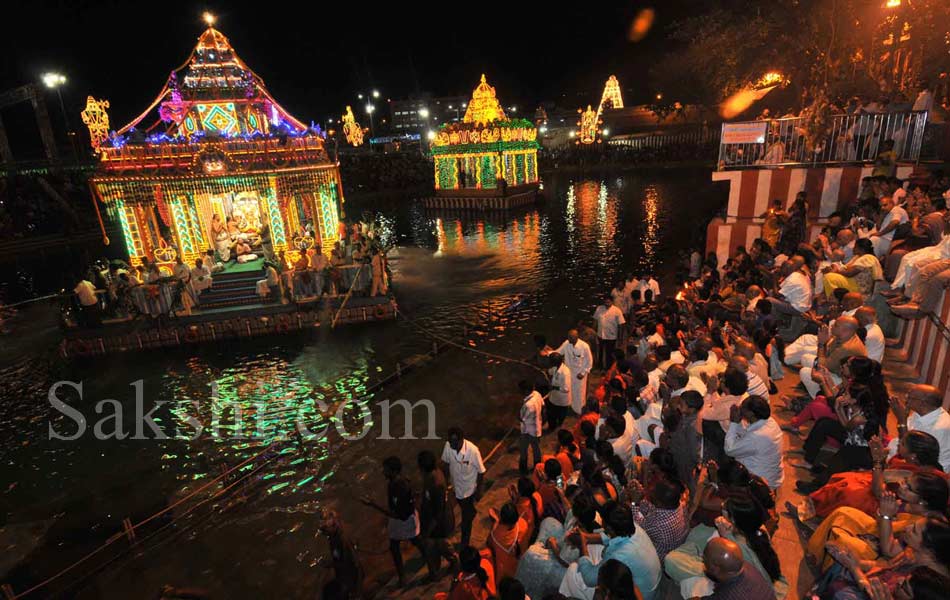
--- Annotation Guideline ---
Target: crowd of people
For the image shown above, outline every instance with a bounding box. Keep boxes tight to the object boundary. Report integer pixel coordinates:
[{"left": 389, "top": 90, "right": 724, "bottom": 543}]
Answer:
[
  {"left": 68, "top": 220, "right": 392, "bottom": 327},
  {"left": 313, "top": 169, "right": 950, "bottom": 600},
  {"left": 539, "top": 140, "right": 719, "bottom": 172},
  {"left": 339, "top": 152, "right": 434, "bottom": 194}
]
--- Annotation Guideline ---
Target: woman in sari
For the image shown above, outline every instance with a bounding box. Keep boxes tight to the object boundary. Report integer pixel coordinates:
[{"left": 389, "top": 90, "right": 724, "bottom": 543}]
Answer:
[
  {"left": 486, "top": 502, "right": 530, "bottom": 582},
  {"left": 806, "top": 473, "right": 949, "bottom": 571},
  {"left": 791, "top": 431, "right": 946, "bottom": 522},
  {"left": 438, "top": 545, "right": 496, "bottom": 600},
  {"left": 817, "top": 518, "right": 950, "bottom": 600},
  {"left": 822, "top": 238, "right": 884, "bottom": 297}
]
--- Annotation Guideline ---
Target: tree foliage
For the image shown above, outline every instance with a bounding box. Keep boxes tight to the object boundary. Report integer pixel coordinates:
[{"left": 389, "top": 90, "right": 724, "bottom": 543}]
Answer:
[{"left": 650, "top": 0, "right": 950, "bottom": 115}]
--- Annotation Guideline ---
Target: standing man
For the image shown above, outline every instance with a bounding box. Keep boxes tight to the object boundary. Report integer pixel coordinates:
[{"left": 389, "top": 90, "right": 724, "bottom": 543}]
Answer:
[
  {"left": 74, "top": 276, "right": 101, "bottom": 327},
  {"left": 441, "top": 427, "right": 486, "bottom": 549},
  {"left": 518, "top": 380, "right": 544, "bottom": 476},
  {"left": 360, "top": 456, "right": 427, "bottom": 587},
  {"left": 547, "top": 353, "right": 572, "bottom": 430},
  {"left": 556, "top": 329, "right": 593, "bottom": 415},
  {"left": 370, "top": 247, "right": 387, "bottom": 297},
  {"left": 317, "top": 509, "right": 364, "bottom": 597},
  {"left": 417, "top": 450, "right": 458, "bottom": 577},
  {"left": 593, "top": 297, "right": 626, "bottom": 371}
]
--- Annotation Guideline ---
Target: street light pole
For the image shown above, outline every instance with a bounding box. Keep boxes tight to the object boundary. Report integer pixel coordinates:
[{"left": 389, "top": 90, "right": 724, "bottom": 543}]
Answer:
[{"left": 42, "top": 72, "right": 76, "bottom": 158}]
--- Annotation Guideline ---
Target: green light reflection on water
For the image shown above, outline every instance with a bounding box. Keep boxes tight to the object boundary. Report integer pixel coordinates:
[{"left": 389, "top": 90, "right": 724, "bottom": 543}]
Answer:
[{"left": 160, "top": 351, "right": 372, "bottom": 504}]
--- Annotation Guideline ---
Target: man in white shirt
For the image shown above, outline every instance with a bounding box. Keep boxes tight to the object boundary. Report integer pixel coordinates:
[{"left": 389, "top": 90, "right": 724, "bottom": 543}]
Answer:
[
  {"left": 74, "top": 278, "right": 101, "bottom": 327},
  {"left": 640, "top": 276, "right": 660, "bottom": 301},
  {"left": 191, "top": 258, "right": 212, "bottom": 297},
  {"left": 611, "top": 281, "right": 631, "bottom": 316},
  {"left": 856, "top": 306, "right": 885, "bottom": 363},
  {"left": 871, "top": 195, "right": 909, "bottom": 257},
  {"left": 556, "top": 329, "right": 593, "bottom": 414},
  {"left": 667, "top": 364, "right": 707, "bottom": 398},
  {"left": 548, "top": 353, "right": 573, "bottom": 430},
  {"left": 777, "top": 258, "right": 813, "bottom": 314},
  {"left": 593, "top": 297, "right": 626, "bottom": 370},
  {"left": 517, "top": 380, "right": 544, "bottom": 476},
  {"left": 888, "top": 384, "right": 950, "bottom": 472},
  {"left": 686, "top": 346, "right": 718, "bottom": 381},
  {"left": 441, "top": 427, "right": 486, "bottom": 548},
  {"left": 724, "top": 396, "right": 785, "bottom": 489},
  {"left": 646, "top": 323, "right": 666, "bottom": 350}
]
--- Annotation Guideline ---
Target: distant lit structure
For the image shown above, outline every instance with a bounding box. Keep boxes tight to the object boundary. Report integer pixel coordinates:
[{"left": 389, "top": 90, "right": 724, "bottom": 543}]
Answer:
[
  {"left": 87, "top": 16, "right": 344, "bottom": 269},
  {"left": 598, "top": 75, "right": 624, "bottom": 112},
  {"left": 342, "top": 105, "right": 364, "bottom": 146},
  {"left": 431, "top": 74, "right": 539, "bottom": 192},
  {"left": 576, "top": 104, "right": 602, "bottom": 144}
]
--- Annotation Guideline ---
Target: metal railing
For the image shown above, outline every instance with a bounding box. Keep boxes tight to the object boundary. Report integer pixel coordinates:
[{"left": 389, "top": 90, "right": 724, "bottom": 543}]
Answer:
[
  {"left": 717, "top": 110, "right": 929, "bottom": 170},
  {"left": 608, "top": 126, "right": 719, "bottom": 150}
]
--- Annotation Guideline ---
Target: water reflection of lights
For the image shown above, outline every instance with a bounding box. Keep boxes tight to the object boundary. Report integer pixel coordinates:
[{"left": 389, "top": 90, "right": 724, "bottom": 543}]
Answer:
[
  {"left": 434, "top": 217, "right": 445, "bottom": 256},
  {"left": 642, "top": 184, "right": 659, "bottom": 272},
  {"left": 565, "top": 184, "right": 576, "bottom": 238}
]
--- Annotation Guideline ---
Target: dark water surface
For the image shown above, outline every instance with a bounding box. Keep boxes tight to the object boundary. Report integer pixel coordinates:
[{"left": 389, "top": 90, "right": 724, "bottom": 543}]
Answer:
[{"left": 0, "top": 169, "right": 725, "bottom": 598}]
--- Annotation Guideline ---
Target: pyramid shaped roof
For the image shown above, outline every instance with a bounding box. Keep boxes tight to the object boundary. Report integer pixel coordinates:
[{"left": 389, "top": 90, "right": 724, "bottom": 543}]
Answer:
[{"left": 114, "top": 23, "right": 307, "bottom": 140}]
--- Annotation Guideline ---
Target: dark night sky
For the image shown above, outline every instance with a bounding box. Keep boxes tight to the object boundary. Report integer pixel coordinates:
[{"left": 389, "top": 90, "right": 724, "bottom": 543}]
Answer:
[{"left": 3, "top": 1, "right": 695, "bottom": 136}]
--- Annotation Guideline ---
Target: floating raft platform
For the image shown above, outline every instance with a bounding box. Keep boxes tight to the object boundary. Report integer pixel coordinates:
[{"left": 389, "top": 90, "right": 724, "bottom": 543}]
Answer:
[
  {"left": 59, "top": 295, "right": 397, "bottom": 358},
  {"left": 421, "top": 183, "right": 540, "bottom": 210}
]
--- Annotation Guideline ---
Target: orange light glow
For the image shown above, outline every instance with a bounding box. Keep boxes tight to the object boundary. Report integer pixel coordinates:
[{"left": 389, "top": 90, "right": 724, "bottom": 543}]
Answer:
[
  {"left": 628, "top": 8, "right": 655, "bottom": 42},
  {"left": 720, "top": 89, "right": 763, "bottom": 119}
]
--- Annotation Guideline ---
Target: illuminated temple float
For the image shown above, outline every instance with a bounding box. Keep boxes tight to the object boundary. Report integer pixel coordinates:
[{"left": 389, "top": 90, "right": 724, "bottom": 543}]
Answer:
[
  {"left": 425, "top": 75, "right": 541, "bottom": 210},
  {"left": 63, "top": 16, "right": 395, "bottom": 357}
]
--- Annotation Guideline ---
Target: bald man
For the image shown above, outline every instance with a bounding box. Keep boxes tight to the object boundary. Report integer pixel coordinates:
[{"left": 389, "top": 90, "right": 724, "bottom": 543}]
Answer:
[
  {"left": 888, "top": 384, "right": 950, "bottom": 471},
  {"left": 729, "top": 355, "right": 769, "bottom": 398},
  {"left": 556, "top": 329, "right": 593, "bottom": 414},
  {"left": 732, "top": 339, "right": 770, "bottom": 395},
  {"left": 701, "top": 538, "right": 775, "bottom": 600},
  {"left": 855, "top": 306, "right": 885, "bottom": 362},
  {"left": 769, "top": 255, "right": 813, "bottom": 317},
  {"left": 798, "top": 316, "right": 867, "bottom": 398},
  {"left": 784, "top": 292, "right": 864, "bottom": 368}
]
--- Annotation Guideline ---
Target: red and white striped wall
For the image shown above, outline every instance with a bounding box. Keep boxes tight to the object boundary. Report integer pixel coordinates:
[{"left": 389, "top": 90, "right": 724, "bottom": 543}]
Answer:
[
  {"left": 893, "top": 289, "right": 950, "bottom": 409},
  {"left": 706, "top": 165, "right": 914, "bottom": 266}
]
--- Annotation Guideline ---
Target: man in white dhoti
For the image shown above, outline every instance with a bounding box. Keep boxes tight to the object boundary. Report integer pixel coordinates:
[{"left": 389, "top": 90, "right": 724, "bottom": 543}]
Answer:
[
  {"left": 556, "top": 329, "right": 593, "bottom": 415},
  {"left": 890, "top": 233, "right": 950, "bottom": 298},
  {"left": 547, "top": 352, "right": 573, "bottom": 430}
]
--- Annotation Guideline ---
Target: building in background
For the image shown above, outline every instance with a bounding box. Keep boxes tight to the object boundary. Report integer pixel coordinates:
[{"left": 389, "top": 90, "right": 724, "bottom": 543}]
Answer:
[{"left": 389, "top": 95, "right": 469, "bottom": 132}]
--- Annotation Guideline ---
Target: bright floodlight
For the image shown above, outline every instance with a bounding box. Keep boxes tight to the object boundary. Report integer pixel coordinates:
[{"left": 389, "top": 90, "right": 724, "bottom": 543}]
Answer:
[
  {"left": 358, "top": 93, "right": 363, "bottom": 99},
  {"left": 603, "top": 128, "right": 610, "bottom": 136},
  {"left": 203, "top": 12, "right": 216, "bottom": 26},
  {"left": 418, "top": 108, "right": 430, "bottom": 118},
  {"left": 569, "top": 131, "right": 576, "bottom": 138},
  {"left": 372, "top": 90, "right": 380, "bottom": 98},
  {"left": 426, "top": 130, "right": 436, "bottom": 140},
  {"left": 42, "top": 72, "right": 66, "bottom": 89},
  {"left": 365, "top": 104, "right": 375, "bottom": 114}
]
